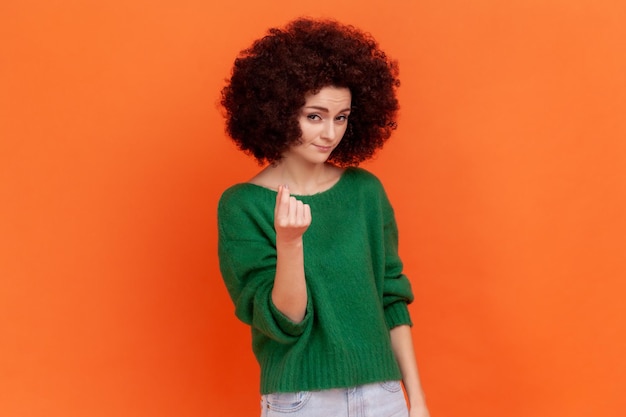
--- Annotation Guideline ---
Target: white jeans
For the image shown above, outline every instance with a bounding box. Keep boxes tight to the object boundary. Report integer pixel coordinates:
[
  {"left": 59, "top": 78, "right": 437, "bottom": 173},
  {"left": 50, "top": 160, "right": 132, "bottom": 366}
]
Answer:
[{"left": 260, "top": 381, "right": 409, "bottom": 417}]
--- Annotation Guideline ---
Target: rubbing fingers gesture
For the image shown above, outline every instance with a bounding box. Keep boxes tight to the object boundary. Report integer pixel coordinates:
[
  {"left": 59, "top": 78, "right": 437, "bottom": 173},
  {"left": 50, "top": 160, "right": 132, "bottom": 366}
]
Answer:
[{"left": 274, "top": 185, "right": 312, "bottom": 243}]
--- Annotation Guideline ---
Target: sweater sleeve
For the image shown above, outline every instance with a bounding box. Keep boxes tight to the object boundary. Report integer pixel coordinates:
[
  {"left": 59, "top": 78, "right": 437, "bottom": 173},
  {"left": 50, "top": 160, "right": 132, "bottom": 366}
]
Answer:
[
  {"left": 380, "top": 187, "right": 415, "bottom": 330},
  {"left": 217, "top": 189, "right": 312, "bottom": 344}
]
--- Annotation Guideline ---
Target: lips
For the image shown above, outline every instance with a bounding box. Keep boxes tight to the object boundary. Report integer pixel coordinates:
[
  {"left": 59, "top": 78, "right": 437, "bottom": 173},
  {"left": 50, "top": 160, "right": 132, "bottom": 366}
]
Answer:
[{"left": 313, "top": 144, "right": 333, "bottom": 152}]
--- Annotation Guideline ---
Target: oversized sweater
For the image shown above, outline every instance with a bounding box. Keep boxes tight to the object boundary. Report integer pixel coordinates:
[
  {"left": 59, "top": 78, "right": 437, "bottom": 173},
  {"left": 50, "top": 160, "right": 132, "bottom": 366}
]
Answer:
[{"left": 217, "top": 167, "right": 414, "bottom": 395}]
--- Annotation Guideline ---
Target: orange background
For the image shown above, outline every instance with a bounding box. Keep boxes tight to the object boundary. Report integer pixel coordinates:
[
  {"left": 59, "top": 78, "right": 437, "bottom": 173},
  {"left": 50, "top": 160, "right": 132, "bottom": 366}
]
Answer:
[{"left": 1, "top": 1, "right": 625, "bottom": 416}]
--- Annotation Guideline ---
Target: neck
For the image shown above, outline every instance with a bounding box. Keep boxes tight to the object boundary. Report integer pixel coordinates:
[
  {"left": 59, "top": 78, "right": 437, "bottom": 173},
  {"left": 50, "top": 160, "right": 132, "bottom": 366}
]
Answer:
[{"left": 272, "top": 160, "right": 335, "bottom": 195}]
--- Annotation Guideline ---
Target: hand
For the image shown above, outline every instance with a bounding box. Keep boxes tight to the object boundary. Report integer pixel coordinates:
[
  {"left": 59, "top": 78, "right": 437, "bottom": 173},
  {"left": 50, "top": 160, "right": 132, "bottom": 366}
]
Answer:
[{"left": 274, "top": 185, "right": 311, "bottom": 243}]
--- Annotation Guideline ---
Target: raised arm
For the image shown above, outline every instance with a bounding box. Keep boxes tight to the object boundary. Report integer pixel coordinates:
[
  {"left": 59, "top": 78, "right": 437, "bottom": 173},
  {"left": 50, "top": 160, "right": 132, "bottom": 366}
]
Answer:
[{"left": 271, "top": 184, "right": 312, "bottom": 323}]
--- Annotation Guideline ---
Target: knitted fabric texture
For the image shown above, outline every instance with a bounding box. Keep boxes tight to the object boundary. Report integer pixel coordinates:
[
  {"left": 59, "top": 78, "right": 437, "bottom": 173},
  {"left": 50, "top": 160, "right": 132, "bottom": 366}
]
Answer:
[{"left": 218, "top": 167, "right": 414, "bottom": 394}]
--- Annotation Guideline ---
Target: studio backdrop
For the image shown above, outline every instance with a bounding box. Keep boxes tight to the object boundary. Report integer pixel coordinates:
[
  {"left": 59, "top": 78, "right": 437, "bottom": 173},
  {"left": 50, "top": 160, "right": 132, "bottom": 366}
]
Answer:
[{"left": 1, "top": 1, "right": 625, "bottom": 416}]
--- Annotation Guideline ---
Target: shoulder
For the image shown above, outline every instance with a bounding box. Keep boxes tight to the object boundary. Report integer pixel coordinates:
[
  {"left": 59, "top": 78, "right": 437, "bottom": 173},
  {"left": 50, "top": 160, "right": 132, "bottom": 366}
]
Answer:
[
  {"left": 218, "top": 183, "right": 276, "bottom": 241},
  {"left": 345, "top": 167, "right": 386, "bottom": 193},
  {"left": 218, "top": 183, "right": 275, "bottom": 221},
  {"left": 220, "top": 180, "right": 274, "bottom": 202},
  {"left": 343, "top": 168, "right": 395, "bottom": 216},
  {"left": 219, "top": 183, "right": 256, "bottom": 206},
  {"left": 218, "top": 184, "right": 247, "bottom": 216}
]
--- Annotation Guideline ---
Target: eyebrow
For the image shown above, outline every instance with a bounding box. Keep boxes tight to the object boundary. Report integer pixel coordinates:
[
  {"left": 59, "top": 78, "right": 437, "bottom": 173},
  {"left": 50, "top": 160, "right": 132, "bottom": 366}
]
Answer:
[{"left": 304, "top": 106, "right": 352, "bottom": 113}]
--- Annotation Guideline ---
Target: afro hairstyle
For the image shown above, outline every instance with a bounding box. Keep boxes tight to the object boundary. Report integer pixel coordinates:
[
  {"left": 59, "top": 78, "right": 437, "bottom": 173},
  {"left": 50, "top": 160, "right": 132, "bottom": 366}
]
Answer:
[{"left": 220, "top": 17, "right": 400, "bottom": 166}]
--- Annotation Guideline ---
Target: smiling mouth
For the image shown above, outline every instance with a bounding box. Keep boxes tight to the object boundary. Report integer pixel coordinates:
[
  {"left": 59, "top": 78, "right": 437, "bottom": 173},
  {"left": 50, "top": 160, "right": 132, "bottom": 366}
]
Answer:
[{"left": 313, "top": 144, "right": 333, "bottom": 152}]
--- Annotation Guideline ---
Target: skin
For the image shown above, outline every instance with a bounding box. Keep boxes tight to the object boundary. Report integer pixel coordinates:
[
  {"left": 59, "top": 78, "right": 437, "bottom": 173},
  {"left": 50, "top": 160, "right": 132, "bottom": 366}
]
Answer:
[
  {"left": 391, "top": 325, "right": 431, "bottom": 417},
  {"left": 252, "top": 86, "right": 430, "bottom": 417}
]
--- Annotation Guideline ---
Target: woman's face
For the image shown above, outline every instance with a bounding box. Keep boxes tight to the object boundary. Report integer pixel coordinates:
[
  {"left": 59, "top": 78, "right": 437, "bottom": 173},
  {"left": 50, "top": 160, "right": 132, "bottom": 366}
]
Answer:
[{"left": 283, "top": 86, "right": 352, "bottom": 165}]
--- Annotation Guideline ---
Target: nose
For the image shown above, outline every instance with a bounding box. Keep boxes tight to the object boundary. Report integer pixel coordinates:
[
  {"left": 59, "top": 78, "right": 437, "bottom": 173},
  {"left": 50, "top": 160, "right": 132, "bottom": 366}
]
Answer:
[{"left": 321, "top": 121, "right": 336, "bottom": 141}]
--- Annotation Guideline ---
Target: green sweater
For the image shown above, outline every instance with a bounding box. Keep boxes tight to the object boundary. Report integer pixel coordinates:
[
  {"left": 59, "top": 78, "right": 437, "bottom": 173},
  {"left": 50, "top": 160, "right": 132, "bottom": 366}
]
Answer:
[{"left": 217, "top": 167, "right": 414, "bottom": 395}]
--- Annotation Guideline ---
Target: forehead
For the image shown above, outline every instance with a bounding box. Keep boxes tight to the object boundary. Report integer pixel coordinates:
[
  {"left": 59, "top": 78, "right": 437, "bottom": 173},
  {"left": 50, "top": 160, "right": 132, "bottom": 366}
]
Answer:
[{"left": 304, "top": 86, "right": 352, "bottom": 107}]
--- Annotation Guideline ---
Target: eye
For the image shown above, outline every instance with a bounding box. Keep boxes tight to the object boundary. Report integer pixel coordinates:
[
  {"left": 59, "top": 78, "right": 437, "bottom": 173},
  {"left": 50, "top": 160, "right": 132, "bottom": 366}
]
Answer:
[
  {"left": 335, "top": 114, "right": 349, "bottom": 122},
  {"left": 307, "top": 114, "right": 322, "bottom": 121}
]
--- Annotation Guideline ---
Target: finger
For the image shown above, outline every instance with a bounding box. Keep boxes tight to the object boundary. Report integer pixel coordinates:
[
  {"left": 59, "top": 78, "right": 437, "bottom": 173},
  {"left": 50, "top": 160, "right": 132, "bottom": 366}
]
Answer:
[
  {"left": 298, "top": 201, "right": 312, "bottom": 227},
  {"left": 303, "top": 203, "right": 312, "bottom": 225},
  {"left": 295, "top": 199, "right": 304, "bottom": 224},
  {"left": 274, "top": 185, "right": 282, "bottom": 215},
  {"left": 274, "top": 185, "right": 290, "bottom": 218},
  {"left": 288, "top": 196, "right": 297, "bottom": 224}
]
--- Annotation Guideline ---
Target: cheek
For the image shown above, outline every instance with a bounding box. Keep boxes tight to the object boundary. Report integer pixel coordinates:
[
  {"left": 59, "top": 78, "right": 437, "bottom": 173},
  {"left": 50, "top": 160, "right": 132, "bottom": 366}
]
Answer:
[
  {"left": 298, "top": 123, "right": 317, "bottom": 142},
  {"left": 338, "top": 124, "right": 349, "bottom": 139}
]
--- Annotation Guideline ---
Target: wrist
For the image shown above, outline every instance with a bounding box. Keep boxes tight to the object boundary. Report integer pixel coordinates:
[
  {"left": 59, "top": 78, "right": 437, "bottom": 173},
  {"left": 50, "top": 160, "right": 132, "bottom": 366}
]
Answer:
[
  {"left": 276, "top": 237, "right": 304, "bottom": 248},
  {"left": 407, "top": 391, "right": 427, "bottom": 408},
  {"left": 403, "top": 383, "right": 425, "bottom": 406}
]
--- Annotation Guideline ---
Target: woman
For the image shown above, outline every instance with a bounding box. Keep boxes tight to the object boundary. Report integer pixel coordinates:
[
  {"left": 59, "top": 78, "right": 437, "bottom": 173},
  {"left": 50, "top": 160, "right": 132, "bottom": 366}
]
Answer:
[{"left": 218, "top": 17, "right": 430, "bottom": 417}]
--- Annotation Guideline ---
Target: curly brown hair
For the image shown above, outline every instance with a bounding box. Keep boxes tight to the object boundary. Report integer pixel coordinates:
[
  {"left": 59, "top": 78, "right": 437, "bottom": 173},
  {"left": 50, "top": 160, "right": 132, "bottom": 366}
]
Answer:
[{"left": 220, "top": 18, "right": 400, "bottom": 166}]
